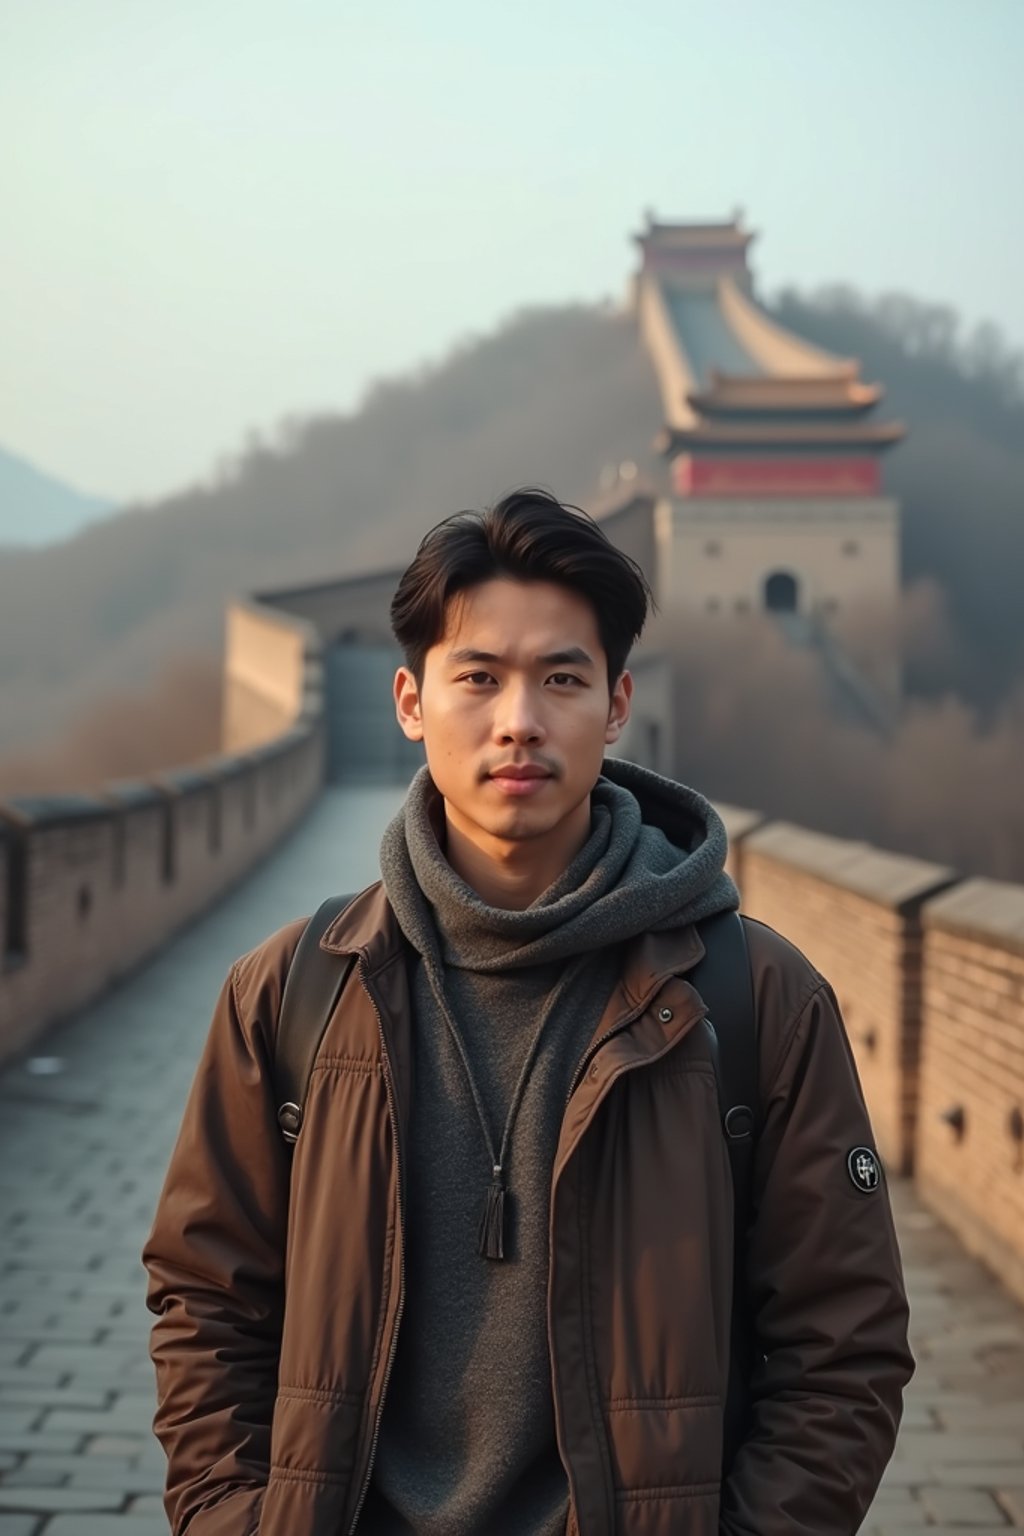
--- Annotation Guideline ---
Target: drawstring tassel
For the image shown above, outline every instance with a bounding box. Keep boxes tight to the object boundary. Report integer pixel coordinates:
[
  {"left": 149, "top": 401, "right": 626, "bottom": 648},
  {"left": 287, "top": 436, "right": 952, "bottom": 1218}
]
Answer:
[{"left": 478, "top": 1165, "right": 507, "bottom": 1260}]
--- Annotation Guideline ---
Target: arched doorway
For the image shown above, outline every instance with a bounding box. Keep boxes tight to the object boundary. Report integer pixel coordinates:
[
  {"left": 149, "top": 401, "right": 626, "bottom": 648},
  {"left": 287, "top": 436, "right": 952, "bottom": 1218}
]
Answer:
[{"left": 764, "top": 570, "right": 799, "bottom": 614}]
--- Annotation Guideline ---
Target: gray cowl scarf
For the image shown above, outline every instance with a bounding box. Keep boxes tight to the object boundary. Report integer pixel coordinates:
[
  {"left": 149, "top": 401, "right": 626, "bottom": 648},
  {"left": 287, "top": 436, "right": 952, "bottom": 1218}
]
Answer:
[{"left": 359, "top": 758, "right": 738, "bottom": 1536}]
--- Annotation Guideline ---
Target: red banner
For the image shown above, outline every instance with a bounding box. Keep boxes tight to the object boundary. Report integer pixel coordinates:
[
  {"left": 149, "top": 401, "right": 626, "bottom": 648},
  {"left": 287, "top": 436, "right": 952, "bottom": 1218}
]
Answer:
[{"left": 672, "top": 455, "right": 881, "bottom": 498}]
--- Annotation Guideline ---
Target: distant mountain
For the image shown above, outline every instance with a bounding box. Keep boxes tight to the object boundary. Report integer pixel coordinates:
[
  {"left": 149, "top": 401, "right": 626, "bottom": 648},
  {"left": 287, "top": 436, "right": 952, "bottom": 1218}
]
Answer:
[{"left": 0, "top": 445, "right": 112, "bottom": 547}]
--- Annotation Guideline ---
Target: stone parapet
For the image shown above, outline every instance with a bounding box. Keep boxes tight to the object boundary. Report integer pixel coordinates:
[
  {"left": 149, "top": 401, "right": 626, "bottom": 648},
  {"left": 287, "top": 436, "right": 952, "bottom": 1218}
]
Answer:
[
  {"left": 733, "top": 819, "right": 955, "bottom": 1175},
  {"left": 0, "top": 611, "right": 326, "bottom": 1067},
  {"left": 917, "top": 880, "right": 1024, "bottom": 1307},
  {"left": 722, "top": 815, "right": 1024, "bottom": 1302},
  {"left": 222, "top": 597, "right": 323, "bottom": 754},
  {"left": 711, "top": 801, "right": 763, "bottom": 886}
]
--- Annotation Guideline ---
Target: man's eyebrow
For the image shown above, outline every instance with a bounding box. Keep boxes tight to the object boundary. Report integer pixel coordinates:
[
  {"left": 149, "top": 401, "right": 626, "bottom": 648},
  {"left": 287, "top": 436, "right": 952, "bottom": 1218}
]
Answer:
[
  {"left": 445, "top": 646, "right": 596, "bottom": 668},
  {"left": 537, "top": 647, "right": 596, "bottom": 668}
]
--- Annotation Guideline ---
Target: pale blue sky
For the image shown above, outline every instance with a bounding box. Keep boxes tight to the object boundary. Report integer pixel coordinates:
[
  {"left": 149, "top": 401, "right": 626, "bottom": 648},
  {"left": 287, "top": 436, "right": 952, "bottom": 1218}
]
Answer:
[{"left": 3, "top": 0, "right": 1022, "bottom": 502}]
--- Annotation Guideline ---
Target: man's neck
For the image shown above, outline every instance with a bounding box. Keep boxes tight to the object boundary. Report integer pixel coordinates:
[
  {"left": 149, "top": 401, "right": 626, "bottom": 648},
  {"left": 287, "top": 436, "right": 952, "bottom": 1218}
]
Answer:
[{"left": 442, "top": 799, "right": 591, "bottom": 910}]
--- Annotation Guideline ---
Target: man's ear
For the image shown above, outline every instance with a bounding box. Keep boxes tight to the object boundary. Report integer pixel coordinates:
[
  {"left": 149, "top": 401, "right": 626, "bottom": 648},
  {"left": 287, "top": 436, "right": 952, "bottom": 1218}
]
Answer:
[
  {"left": 604, "top": 668, "right": 633, "bottom": 745},
  {"left": 394, "top": 666, "right": 424, "bottom": 742}
]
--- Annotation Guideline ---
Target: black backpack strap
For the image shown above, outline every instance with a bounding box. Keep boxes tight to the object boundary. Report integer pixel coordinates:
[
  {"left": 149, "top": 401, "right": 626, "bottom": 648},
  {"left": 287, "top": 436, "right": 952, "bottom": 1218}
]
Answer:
[
  {"left": 275, "top": 892, "right": 358, "bottom": 1146},
  {"left": 692, "top": 909, "right": 759, "bottom": 1156},
  {"left": 690, "top": 909, "right": 759, "bottom": 1473}
]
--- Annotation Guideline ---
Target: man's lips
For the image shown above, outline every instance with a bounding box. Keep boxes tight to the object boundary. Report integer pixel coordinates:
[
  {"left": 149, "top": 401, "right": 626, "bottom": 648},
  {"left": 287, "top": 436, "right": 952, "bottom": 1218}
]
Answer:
[
  {"left": 487, "top": 765, "right": 554, "bottom": 796},
  {"left": 489, "top": 765, "right": 551, "bottom": 779}
]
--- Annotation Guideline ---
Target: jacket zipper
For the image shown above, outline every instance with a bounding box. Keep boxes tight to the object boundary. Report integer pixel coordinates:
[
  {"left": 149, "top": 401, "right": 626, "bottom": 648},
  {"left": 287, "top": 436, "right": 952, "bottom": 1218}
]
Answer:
[
  {"left": 344, "top": 971, "right": 701, "bottom": 1534},
  {"left": 346, "top": 967, "right": 406, "bottom": 1536}
]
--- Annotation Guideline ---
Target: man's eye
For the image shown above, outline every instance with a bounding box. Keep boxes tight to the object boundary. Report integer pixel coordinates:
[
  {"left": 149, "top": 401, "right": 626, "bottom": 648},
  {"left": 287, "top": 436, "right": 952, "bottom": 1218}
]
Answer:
[
  {"left": 549, "top": 673, "right": 582, "bottom": 687},
  {"left": 461, "top": 672, "right": 494, "bottom": 685}
]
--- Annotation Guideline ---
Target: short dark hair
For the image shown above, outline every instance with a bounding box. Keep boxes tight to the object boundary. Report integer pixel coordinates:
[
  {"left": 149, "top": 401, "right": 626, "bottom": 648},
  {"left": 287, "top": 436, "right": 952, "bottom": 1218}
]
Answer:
[{"left": 390, "top": 487, "right": 654, "bottom": 690}]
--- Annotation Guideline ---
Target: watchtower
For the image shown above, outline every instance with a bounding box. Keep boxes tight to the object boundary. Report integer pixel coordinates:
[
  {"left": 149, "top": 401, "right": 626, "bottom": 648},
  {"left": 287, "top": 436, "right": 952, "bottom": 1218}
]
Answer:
[{"left": 633, "top": 215, "right": 905, "bottom": 707}]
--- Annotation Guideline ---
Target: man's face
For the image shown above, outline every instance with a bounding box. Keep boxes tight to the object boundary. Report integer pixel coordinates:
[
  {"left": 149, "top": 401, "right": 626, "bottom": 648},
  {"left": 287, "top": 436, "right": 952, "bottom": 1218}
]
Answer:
[{"left": 394, "top": 577, "right": 632, "bottom": 849}]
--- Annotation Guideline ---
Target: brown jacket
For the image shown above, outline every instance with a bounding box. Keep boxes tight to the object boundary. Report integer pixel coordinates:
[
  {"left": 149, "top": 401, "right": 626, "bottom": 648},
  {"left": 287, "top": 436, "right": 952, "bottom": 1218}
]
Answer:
[{"left": 143, "top": 881, "right": 913, "bottom": 1536}]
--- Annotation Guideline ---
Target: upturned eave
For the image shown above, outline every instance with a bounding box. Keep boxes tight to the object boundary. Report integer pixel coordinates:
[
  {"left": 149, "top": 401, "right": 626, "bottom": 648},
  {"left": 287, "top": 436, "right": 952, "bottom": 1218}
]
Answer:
[{"left": 687, "top": 371, "right": 883, "bottom": 416}]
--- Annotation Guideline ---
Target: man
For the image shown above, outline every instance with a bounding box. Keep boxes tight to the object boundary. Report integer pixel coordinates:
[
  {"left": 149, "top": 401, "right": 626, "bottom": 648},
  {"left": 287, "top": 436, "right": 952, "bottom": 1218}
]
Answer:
[{"left": 143, "top": 487, "right": 913, "bottom": 1536}]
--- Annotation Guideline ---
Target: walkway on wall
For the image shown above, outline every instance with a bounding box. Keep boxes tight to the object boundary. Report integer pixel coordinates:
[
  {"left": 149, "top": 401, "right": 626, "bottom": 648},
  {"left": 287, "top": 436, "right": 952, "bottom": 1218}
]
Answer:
[{"left": 0, "top": 787, "right": 1021, "bottom": 1534}]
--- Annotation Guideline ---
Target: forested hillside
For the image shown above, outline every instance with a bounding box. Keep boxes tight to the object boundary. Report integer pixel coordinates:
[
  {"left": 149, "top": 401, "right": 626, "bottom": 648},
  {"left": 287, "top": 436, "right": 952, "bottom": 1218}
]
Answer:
[{"left": 775, "top": 287, "right": 1024, "bottom": 712}]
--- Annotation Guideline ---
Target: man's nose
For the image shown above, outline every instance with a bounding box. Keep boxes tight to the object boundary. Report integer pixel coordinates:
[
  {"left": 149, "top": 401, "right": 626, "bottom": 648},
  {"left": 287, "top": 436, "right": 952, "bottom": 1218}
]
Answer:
[{"left": 494, "top": 682, "right": 545, "bottom": 743}]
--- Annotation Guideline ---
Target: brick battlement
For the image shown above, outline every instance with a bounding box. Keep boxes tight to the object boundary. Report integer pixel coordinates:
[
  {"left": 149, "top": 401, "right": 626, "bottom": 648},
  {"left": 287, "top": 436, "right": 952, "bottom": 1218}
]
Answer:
[
  {"left": 720, "top": 809, "right": 1024, "bottom": 1306},
  {"left": 0, "top": 597, "right": 326, "bottom": 1068}
]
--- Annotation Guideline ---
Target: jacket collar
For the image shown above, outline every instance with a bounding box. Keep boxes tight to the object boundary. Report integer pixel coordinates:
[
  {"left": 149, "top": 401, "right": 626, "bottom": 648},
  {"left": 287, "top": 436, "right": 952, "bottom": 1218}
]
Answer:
[{"left": 321, "top": 879, "right": 707, "bottom": 995}]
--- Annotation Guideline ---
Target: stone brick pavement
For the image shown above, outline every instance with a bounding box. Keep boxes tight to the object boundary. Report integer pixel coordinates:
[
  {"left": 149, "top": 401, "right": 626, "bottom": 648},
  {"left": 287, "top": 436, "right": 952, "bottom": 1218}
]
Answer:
[{"left": 0, "top": 786, "right": 1021, "bottom": 1533}]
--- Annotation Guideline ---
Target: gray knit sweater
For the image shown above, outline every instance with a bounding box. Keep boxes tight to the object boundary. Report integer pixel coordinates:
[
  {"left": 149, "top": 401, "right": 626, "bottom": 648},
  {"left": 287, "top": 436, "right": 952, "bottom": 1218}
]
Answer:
[{"left": 361, "top": 758, "right": 738, "bottom": 1535}]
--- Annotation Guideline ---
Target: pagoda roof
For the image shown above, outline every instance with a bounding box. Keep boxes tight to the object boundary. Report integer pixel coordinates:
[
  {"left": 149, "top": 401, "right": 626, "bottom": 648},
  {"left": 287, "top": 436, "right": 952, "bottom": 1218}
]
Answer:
[
  {"left": 634, "top": 213, "right": 755, "bottom": 252},
  {"left": 633, "top": 214, "right": 904, "bottom": 455},
  {"left": 688, "top": 371, "right": 883, "bottom": 416}
]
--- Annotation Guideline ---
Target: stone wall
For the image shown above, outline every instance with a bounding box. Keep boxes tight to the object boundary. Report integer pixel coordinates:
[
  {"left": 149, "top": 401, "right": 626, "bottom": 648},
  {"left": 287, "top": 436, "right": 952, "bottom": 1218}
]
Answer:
[
  {"left": 254, "top": 567, "right": 403, "bottom": 646},
  {"left": 721, "top": 808, "right": 1024, "bottom": 1305},
  {"left": 223, "top": 598, "right": 323, "bottom": 753},
  {"left": 712, "top": 802, "right": 763, "bottom": 887},
  {"left": 740, "top": 822, "right": 955, "bottom": 1174},
  {"left": 917, "top": 881, "right": 1024, "bottom": 1306},
  {"left": 0, "top": 598, "right": 326, "bottom": 1070}
]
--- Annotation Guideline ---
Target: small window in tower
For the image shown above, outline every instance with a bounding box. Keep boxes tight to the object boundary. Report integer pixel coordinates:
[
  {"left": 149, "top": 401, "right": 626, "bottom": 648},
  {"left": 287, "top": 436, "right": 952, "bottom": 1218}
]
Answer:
[
  {"left": 704, "top": 540, "right": 722, "bottom": 558},
  {"left": 842, "top": 540, "right": 860, "bottom": 557},
  {"left": 735, "top": 598, "right": 751, "bottom": 615},
  {"left": 822, "top": 598, "right": 840, "bottom": 615},
  {"left": 706, "top": 597, "right": 721, "bottom": 614}
]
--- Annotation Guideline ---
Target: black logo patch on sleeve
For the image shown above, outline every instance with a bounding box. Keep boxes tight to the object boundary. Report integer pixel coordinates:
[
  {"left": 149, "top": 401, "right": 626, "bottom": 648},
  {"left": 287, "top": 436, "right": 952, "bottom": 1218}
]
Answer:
[{"left": 847, "top": 1146, "right": 881, "bottom": 1193}]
